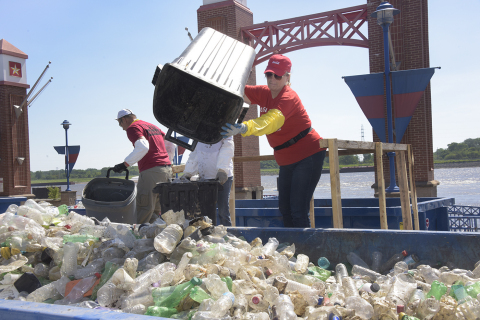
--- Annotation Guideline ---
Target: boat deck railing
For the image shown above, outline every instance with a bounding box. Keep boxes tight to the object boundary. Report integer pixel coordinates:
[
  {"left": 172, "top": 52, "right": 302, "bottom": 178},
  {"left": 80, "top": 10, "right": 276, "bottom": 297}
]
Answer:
[{"left": 448, "top": 205, "right": 480, "bottom": 232}]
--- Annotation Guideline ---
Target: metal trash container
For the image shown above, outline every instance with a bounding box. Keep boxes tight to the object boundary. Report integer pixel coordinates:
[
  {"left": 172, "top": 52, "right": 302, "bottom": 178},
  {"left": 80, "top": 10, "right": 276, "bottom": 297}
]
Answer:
[
  {"left": 82, "top": 169, "right": 137, "bottom": 224},
  {"left": 152, "top": 27, "right": 256, "bottom": 151}
]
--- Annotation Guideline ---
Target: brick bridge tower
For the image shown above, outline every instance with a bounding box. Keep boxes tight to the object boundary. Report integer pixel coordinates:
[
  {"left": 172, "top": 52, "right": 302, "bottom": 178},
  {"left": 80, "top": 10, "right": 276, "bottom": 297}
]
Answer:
[
  {"left": 197, "top": 0, "right": 263, "bottom": 199},
  {"left": 367, "top": 0, "right": 437, "bottom": 196},
  {"left": 198, "top": 0, "right": 437, "bottom": 197},
  {"left": 0, "top": 39, "right": 32, "bottom": 197}
]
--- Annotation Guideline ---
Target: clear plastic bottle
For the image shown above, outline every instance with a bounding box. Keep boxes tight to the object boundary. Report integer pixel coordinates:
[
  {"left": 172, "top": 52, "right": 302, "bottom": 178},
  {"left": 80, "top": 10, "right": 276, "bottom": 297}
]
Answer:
[
  {"left": 121, "top": 287, "right": 155, "bottom": 309},
  {"left": 393, "top": 261, "right": 409, "bottom": 275},
  {"left": 359, "top": 282, "right": 380, "bottom": 294},
  {"left": 418, "top": 265, "right": 440, "bottom": 284},
  {"left": 210, "top": 291, "right": 235, "bottom": 317},
  {"left": 61, "top": 275, "right": 98, "bottom": 304},
  {"left": 371, "top": 251, "right": 383, "bottom": 272},
  {"left": 27, "top": 276, "right": 70, "bottom": 302},
  {"left": 317, "top": 257, "right": 330, "bottom": 270},
  {"left": 416, "top": 297, "right": 440, "bottom": 319},
  {"left": 352, "top": 264, "right": 381, "bottom": 281},
  {"left": 379, "top": 250, "right": 407, "bottom": 274},
  {"left": 342, "top": 276, "right": 360, "bottom": 298},
  {"left": 65, "top": 211, "right": 95, "bottom": 232},
  {"left": 123, "top": 257, "right": 138, "bottom": 279},
  {"left": 274, "top": 294, "right": 297, "bottom": 320},
  {"left": 347, "top": 251, "right": 370, "bottom": 269},
  {"left": 62, "top": 242, "right": 79, "bottom": 277},
  {"left": 97, "top": 281, "right": 123, "bottom": 307},
  {"left": 132, "top": 262, "right": 176, "bottom": 292},
  {"left": 327, "top": 283, "right": 345, "bottom": 306},
  {"left": 261, "top": 237, "right": 279, "bottom": 256},
  {"left": 204, "top": 273, "right": 229, "bottom": 300},
  {"left": 249, "top": 293, "right": 269, "bottom": 312},
  {"left": 335, "top": 263, "right": 349, "bottom": 284},
  {"left": 154, "top": 224, "right": 183, "bottom": 254},
  {"left": 294, "top": 254, "right": 309, "bottom": 274},
  {"left": 403, "top": 253, "right": 419, "bottom": 268},
  {"left": 122, "top": 304, "right": 146, "bottom": 314},
  {"left": 405, "top": 288, "right": 425, "bottom": 315},
  {"left": 345, "top": 295, "right": 374, "bottom": 319},
  {"left": 173, "top": 252, "right": 193, "bottom": 284},
  {"left": 386, "top": 272, "right": 417, "bottom": 306},
  {"left": 232, "top": 293, "right": 248, "bottom": 318},
  {"left": 33, "top": 263, "right": 49, "bottom": 278}
]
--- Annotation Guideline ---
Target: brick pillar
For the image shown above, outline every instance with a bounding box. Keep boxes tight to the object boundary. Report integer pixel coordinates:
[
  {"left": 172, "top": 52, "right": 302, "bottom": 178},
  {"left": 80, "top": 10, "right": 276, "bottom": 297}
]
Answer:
[
  {"left": 197, "top": 0, "right": 263, "bottom": 199},
  {"left": 368, "top": 0, "right": 437, "bottom": 196},
  {"left": 0, "top": 39, "right": 32, "bottom": 197}
]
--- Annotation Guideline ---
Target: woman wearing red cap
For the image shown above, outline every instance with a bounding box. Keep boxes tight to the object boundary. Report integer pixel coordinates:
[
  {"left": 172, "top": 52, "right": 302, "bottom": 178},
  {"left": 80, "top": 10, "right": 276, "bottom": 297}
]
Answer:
[{"left": 221, "top": 54, "right": 326, "bottom": 228}]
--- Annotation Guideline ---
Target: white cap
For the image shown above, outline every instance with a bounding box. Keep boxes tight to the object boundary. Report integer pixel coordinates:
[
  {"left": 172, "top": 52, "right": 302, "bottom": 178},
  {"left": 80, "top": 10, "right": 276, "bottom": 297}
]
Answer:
[{"left": 116, "top": 109, "right": 133, "bottom": 120}]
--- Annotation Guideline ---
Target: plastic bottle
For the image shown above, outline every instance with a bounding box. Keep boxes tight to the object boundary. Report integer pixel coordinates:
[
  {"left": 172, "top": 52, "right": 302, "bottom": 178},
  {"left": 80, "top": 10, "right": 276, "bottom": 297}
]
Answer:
[
  {"left": 393, "top": 261, "right": 409, "bottom": 275},
  {"left": 398, "top": 312, "right": 420, "bottom": 320},
  {"left": 122, "top": 304, "right": 146, "bottom": 314},
  {"left": 405, "top": 288, "right": 425, "bottom": 315},
  {"left": 457, "top": 297, "right": 480, "bottom": 320},
  {"left": 418, "top": 265, "right": 440, "bottom": 284},
  {"left": 380, "top": 250, "right": 408, "bottom": 274},
  {"left": 189, "top": 286, "right": 212, "bottom": 303},
  {"left": 249, "top": 293, "right": 269, "bottom": 312},
  {"left": 65, "top": 211, "right": 94, "bottom": 232},
  {"left": 33, "top": 263, "right": 50, "bottom": 278},
  {"left": 465, "top": 281, "right": 480, "bottom": 298},
  {"left": 91, "top": 261, "right": 119, "bottom": 301},
  {"left": 154, "top": 224, "right": 183, "bottom": 254},
  {"left": 121, "top": 287, "right": 155, "bottom": 309},
  {"left": 347, "top": 251, "right": 370, "bottom": 269},
  {"left": 204, "top": 274, "right": 230, "bottom": 300},
  {"left": 27, "top": 276, "right": 70, "bottom": 302},
  {"left": 359, "top": 282, "right": 380, "bottom": 294},
  {"left": 274, "top": 294, "right": 297, "bottom": 320},
  {"left": 210, "top": 291, "right": 235, "bottom": 317},
  {"left": 416, "top": 297, "right": 440, "bottom": 319},
  {"left": 450, "top": 282, "right": 469, "bottom": 304},
  {"left": 386, "top": 272, "right": 417, "bottom": 306},
  {"left": 342, "top": 276, "right": 360, "bottom": 298},
  {"left": 232, "top": 293, "right": 248, "bottom": 318},
  {"left": 155, "top": 277, "right": 202, "bottom": 308},
  {"left": 345, "top": 295, "right": 374, "bottom": 319},
  {"left": 335, "top": 263, "right": 348, "bottom": 284},
  {"left": 426, "top": 280, "right": 447, "bottom": 300},
  {"left": 352, "top": 264, "right": 381, "bottom": 281},
  {"left": 403, "top": 253, "right": 419, "bottom": 268},
  {"left": 61, "top": 275, "right": 98, "bottom": 304},
  {"left": 123, "top": 257, "right": 138, "bottom": 279},
  {"left": 173, "top": 252, "right": 193, "bottom": 284},
  {"left": 294, "top": 254, "right": 309, "bottom": 274},
  {"left": 152, "top": 285, "right": 177, "bottom": 305},
  {"left": 62, "top": 242, "right": 79, "bottom": 277},
  {"left": 145, "top": 306, "right": 178, "bottom": 318},
  {"left": 97, "top": 281, "right": 123, "bottom": 307},
  {"left": 371, "top": 251, "right": 383, "bottom": 272},
  {"left": 261, "top": 237, "right": 279, "bottom": 256},
  {"left": 317, "top": 257, "right": 330, "bottom": 270},
  {"left": 131, "top": 262, "right": 176, "bottom": 292},
  {"left": 62, "top": 234, "right": 98, "bottom": 244}
]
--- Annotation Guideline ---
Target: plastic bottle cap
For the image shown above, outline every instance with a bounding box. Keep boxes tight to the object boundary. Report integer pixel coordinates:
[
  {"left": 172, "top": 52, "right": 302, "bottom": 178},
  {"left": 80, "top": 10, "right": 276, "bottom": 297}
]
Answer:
[
  {"left": 371, "top": 283, "right": 380, "bottom": 292},
  {"left": 398, "top": 312, "right": 406, "bottom": 319},
  {"left": 95, "top": 273, "right": 102, "bottom": 279},
  {"left": 317, "top": 296, "right": 324, "bottom": 305},
  {"left": 190, "top": 277, "right": 202, "bottom": 286},
  {"left": 402, "top": 250, "right": 407, "bottom": 256},
  {"left": 252, "top": 296, "right": 260, "bottom": 304},
  {"left": 65, "top": 225, "right": 71, "bottom": 229},
  {"left": 397, "top": 305, "right": 405, "bottom": 313}
]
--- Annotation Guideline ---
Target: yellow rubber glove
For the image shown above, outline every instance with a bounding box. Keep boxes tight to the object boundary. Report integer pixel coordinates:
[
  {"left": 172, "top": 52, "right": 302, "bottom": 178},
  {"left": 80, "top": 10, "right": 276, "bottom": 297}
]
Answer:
[{"left": 242, "top": 109, "right": 285, "bottom": 137}]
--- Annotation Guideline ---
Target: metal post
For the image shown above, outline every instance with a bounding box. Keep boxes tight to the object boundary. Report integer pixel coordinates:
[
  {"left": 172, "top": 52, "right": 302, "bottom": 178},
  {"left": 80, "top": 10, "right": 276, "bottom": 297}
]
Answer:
[
  {"left": 382, "top": 24, "right": 399, "bottom": 193},
  {"left": 65, "top": 126, "right": 71, "bottom": 191}
]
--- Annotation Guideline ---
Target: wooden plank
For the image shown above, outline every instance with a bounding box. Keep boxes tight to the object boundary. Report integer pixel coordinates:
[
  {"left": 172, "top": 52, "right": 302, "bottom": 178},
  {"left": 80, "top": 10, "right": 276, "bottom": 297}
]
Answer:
[
  {"left": 319, "top": 139, "right": 408, "bottom": 152},
  {"left": 396, "top": 151, "right": 413, "bottom": 230},
  {"left": 172, "top": 164, "right": 185, "bottom": 174},
  {"left": 230, "top": 174, "right": 236, "bottom": 227},
  {"left": 408, "top": 145, "right": 420, "bottom": 230},
  {"left": 309, "top": 196, "right": 315, "bottom": 228},
  {"left": 327, "top": 139, "right": 343, "bottom": 228},
  {"left": 233, "top": 155, "right": 276, "bottom": 162},
  {"left": 375, "top": 142, "right": 388, "bottom": 229}
]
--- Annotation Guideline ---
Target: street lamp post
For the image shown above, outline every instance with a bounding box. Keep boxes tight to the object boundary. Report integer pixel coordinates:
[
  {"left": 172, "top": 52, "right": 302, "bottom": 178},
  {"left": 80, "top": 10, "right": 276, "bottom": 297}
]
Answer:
[
  {"left": 61, "top": 120, "right": 72, "bottom": 191},
  {"left": 372, "top": 2, "right": 400, "bottom": 193}
]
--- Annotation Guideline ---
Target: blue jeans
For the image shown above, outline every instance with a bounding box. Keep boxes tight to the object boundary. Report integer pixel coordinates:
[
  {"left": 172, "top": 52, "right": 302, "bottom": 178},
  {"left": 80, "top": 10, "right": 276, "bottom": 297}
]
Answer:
[
  {"left": 217, "top": 176, "right": 233, "bottom": 226},
  {"left": 278, "top": 150, "right": 326, "bottom": 228}
]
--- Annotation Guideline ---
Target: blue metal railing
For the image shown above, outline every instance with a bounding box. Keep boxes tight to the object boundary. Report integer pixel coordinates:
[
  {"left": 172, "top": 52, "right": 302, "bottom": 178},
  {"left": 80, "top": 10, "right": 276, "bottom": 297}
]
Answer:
[{"left": 448, "top": 205, "right": 480, "bottom": 232}]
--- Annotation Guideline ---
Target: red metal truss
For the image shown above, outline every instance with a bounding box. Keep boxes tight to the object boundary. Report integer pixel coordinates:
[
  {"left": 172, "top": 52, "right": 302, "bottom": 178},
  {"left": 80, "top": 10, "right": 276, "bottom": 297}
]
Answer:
[{"left": 241, "top": 4, "right": 368, "bottom": 66}]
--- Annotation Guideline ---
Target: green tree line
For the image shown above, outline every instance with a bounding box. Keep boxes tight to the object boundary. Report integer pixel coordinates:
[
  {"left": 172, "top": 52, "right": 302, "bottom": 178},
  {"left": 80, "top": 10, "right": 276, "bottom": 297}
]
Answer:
[
  {"left": 434, "top": 138, "right": 480, "bottom": 160},
  {"left": 260, "top": 153, "right": 374, "bottom": 169},
  {"left": 31, "top": 166, "right": 140, "bottom": 181}
]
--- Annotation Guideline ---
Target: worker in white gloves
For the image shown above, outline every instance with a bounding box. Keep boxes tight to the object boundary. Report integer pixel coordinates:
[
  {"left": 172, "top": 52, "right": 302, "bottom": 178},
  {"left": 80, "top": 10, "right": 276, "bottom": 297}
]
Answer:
[
  {"left": 181, "top": 136, "right": 234, "bottom": 226},
  {"left": 114, "top": 109, "right": 172, "bottom": 224}
]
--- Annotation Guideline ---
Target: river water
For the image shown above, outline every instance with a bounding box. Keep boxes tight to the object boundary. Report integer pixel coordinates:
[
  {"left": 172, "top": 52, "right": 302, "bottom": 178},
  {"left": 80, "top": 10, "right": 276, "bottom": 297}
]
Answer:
[
  {"left": 261, "top": 167, "right": 480, "bottom": 207},
  {"left": 66, "top": 167, "right": 480, "bottom": 207}
]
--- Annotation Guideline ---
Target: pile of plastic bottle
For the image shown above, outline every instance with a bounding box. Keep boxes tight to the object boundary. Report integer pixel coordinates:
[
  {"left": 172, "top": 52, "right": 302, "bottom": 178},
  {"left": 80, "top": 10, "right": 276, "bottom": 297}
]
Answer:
[{"left": 1, "top": 200, "right": 480, "bottom": 320}]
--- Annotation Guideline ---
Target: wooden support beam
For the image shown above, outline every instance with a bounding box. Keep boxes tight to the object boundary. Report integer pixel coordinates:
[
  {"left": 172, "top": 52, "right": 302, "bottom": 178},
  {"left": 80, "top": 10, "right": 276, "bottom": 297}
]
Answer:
[
  {"left": 408, "top": 145, "right": 420, "bottom": 230},
  {"left": 375, "top": 142, "right": 388, "bottom": 229},
  {"left": 319, "top": 140, "right": 408, "bottom": 152},
  {"left": 310, "top": 196, "right": 315, "bottom": 228},
  {"left": 396, "top": 150, "right": 413, "bottom": 230},
  {"left": 327, "top": 139, "right": 343, "bottom": 228}
]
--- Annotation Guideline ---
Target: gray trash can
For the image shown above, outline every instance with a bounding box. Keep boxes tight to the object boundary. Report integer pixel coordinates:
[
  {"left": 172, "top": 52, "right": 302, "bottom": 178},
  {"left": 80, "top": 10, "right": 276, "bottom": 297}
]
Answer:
[{"left": 82, "top": 168, "right": 137, "bottom": 224}]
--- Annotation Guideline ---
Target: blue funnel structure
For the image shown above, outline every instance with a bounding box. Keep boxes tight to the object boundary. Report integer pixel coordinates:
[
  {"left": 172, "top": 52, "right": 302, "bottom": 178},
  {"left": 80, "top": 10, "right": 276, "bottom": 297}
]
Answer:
[
  {"left": 54, "top": 145, "right": 80, "bottom": 174},
  {"left": 392, "top": 68, "right": 437, "bottom": 143},
  {"left": 343, "top": 73, "right": 386, "bottom": 142}
]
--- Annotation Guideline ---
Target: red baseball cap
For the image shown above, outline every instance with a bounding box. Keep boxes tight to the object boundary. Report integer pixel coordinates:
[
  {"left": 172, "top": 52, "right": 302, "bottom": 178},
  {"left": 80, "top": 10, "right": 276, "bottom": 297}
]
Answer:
[{"left": 264, "top": 54, "right": 292, "bottom": 76}]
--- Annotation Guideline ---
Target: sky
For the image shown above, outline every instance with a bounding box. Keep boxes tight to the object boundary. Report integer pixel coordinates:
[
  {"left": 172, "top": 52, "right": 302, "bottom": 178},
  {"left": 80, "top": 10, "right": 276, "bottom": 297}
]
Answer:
[{"left": 1, "top": 0, "right": 479, "bottom": 172}]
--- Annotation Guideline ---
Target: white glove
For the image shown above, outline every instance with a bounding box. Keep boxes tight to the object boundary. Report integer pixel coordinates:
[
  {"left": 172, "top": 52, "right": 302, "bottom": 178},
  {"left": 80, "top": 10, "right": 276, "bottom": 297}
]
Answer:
[
  {"left": 221, "top": 123, "right": 247, "bottom": 138},
  {"left": 215, "top": 170, "right": 228, "bottom": 185}
]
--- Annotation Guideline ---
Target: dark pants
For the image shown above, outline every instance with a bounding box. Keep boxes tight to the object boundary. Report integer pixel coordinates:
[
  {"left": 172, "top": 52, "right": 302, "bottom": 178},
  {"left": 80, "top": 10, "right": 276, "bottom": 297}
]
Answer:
[
  {"left": 278, "top": 150, "right": 326, "bottom": 228},
  {"left": 217, "top": 176, "right": 233, "bottom": 226}
]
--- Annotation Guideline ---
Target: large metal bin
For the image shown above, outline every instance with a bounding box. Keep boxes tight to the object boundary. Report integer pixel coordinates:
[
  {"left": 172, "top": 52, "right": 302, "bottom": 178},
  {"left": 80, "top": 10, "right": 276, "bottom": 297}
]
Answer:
[
  {"left": 234, "top": 197, "right": 454, "bottom": 230},
  {"left": 152, "top": 27, "right": 256, "bottom": 151},
  {"left": 0, "top": 196, "right": 26, "bottom": 213}
]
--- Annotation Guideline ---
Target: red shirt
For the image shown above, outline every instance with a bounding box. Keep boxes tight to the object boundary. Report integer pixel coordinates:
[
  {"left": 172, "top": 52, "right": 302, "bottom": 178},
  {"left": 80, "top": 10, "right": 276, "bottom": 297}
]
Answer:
[
  {"left": 244, "top": 85, "right": 325, "bottom": 166},
  {"left": 126, "top": 120, "right": 171, "bottom": 172}
]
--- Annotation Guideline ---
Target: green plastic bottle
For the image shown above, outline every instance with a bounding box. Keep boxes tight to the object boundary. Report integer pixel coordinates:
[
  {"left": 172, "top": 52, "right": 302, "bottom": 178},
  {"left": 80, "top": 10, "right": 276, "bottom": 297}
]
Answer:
[
  {"left": 398, "top": 312, "right": 420, "bottom": 320},
  {"left": 308, "top": 266, "right": 332, "bottom": 282},
  {"left": 450, "top": 281, "right": 468, "bottom": 304},
  {"left": 62, "top": 234, "right": 98, "bottom": 244},
  {"left": 145, "top": 306, "right": 178, "bottom": 318},
  {"left": 91, "top": 262, "right": 119, "bottom": 300},
  {"left": 155, "top": 277, "right": 202, "bottom": 308},
  {"left": 152, "top": 285, "right": 177, "bottom": 305},
  {"left": 465, "top": 281, "right": 480, "bottom": 298},
  {"left": 189, "top": 286, "right": 212, "bottom": 303},
  {"left": 221, "top": 276, "right": 233, "bottom": 292},
  {"left": 426, "top": 280, "right": 447, "bottom": 300}
]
